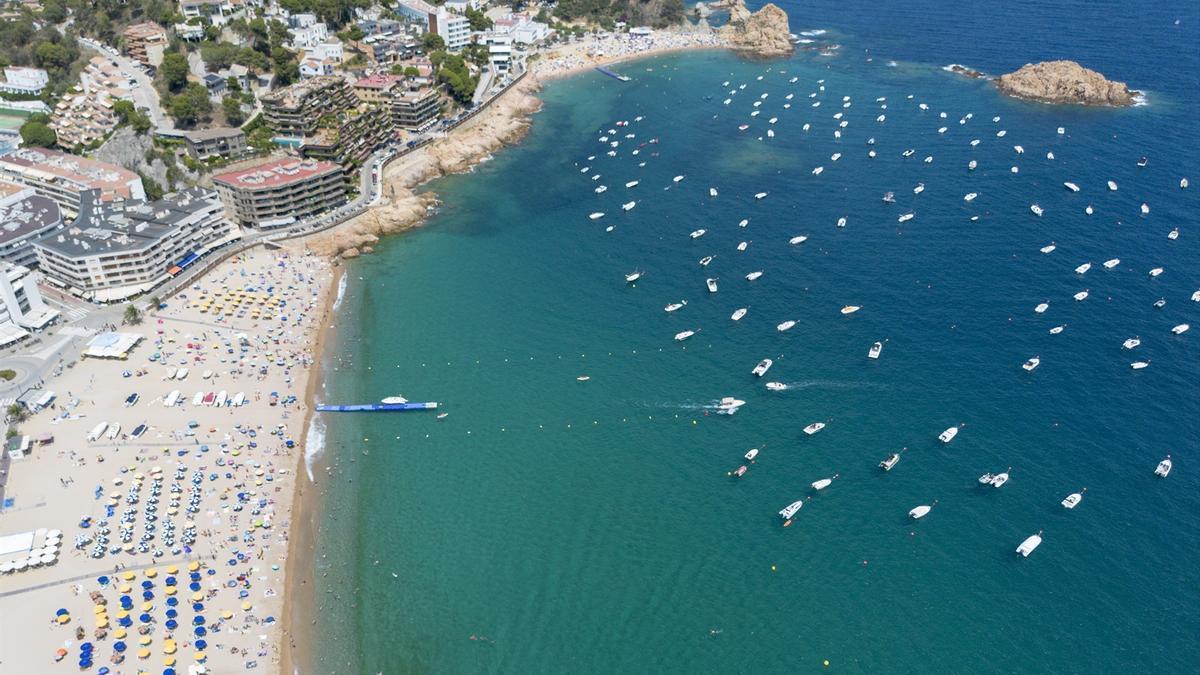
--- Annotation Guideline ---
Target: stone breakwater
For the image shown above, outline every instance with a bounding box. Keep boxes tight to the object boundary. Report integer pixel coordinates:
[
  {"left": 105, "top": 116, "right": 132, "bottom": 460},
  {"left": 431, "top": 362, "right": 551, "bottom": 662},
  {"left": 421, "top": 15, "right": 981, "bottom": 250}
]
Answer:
[{"left": 995, "top": 60, "right": 1134, "bottom": 106}]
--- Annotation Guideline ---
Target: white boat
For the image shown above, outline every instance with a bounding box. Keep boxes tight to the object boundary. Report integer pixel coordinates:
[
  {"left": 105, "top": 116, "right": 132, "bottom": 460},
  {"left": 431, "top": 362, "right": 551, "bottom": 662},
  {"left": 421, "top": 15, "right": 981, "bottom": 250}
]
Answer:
[
  {"left": 1061, "top": 489, "right": 1086, "bottom": 509},
  {"left": 201, "top": 369, "right": 213, "bottom": 380},
  {"left": 765, "top": 381, "right": 787, "bottom": 391},
  {"left": 589, "top": 212, "right": 605, "bottom": 220},
  {"left": 812, "top": 166, "right": 825, "bottom": 175},
  {"left": 755, "top": 192, "right": 768, "bottom": 200},
  {"left": 664, "top": 300, "right": 687, "bottom": 312},
  {"left": 699, "top": 255, "right": 713, "bottom": 266},
  {"left": 997, "top": 129, "right": 1007, "bottom": 137},
  {"left": 1130, "top": 360, "right": 1150, "bottom": 370},
  {"left": 745, "top": 448, "right": 759, "bottom": 461},
  {"left": 674, "top": 330, "right": 695, "bottom": 342},
  {"left": 191, "top": 391, "right": 204, "bottom": 406},
  {"left": 231, "top": 392, "right": 246, "bottom": 407},
  {"left": 968, "top": 159, "right": 977, "bottom": 171},
  {"left": 1047, "top": 151, "right": 1055, "bottom": 160},
  {"left": 709, "top": 187, "right": 718, "bottom": 197},
  {"left": 706, "top": 278, "right": 718, "bottom": 293},
  {"left": 166, "top": 367, "right": 177, "bottom": 379},
  {"left": 777, "top": 320, "right": 796, "bottom": 332},
  {"left": 673, "top": 175, "right": 684, "bottom": 183},
  {"left": 883, "top": 191, "right": 896, "bottom": 203},
  {"left": 738, "top": 219, "right": 749, "bottom": 228},
  {"left": 963, "top": 192, "right": 978, "bottom": 202},
  {"left": 990, "top": 468, "right": 1011, "bottom": 487},
  {"left": 1075, "top": 263, "right": 1091, "bottom": 275},
  {"left": 779, "top": 500, "right": 804, "bottom": 520},
  {"left": 1063, "top": 182, "right": 1080, "bottom": 192},
  {"left": 1016, "top": 531, "right": 1043, "bottom": 557},
  {"left": 902, "top": 149, "right": 915, "bottom": 157},
  {"left": 1141, "top": 203, "right": 1150, "bottom": 215},
  {"left": 214, "top": 390, "right": 227, "bottom": 408},
  {"left": 1103, "top": 258, "right": 1120, "bottom": 269},
  {"left": 1107, "top": 180, "right": 1118, "bottom": 191},
  {"left": 625, "top": 180, "right": 639, "bottom": 188},
  {"left": 1149, "top": 267, "right": 1163, "bottom": 277},
  {"left": 752, "top": 358, "right": 773, "bottom": 377},
  {"left": 716, "top": 397, "right": 745, "bottom": 415},
  {"left": 105, "top": 423, "right": 121, "bottom": 440},
  {"left": 87, "top": 421, "right": 109, "bottom": 442},
  {"left": 913, "top": 183, "right": 925, "bottom": 194},
  {"left": 1049, "top": 325, "right": 1065, "bottom": 334},
  {"left": 1035, "top": 302, "right": 1049, "bottom": 314},
  {"left": 1085, "top": 204, "right": 1094, "bottom": 215},
  {"left": 163, "top": 390, "right": 180, "bottom": 407},
  {"left": 1153, "top": 298, "right": 1166, "bottom": 308},
  {"left": 868, "top": 341, "right": 883, "bottom": 359},
  {"left": 622, "top": 201, "right": 637, "bottom": 211},
  {"left": 625, "top": 271, "right": 642, "bottom": 283},
  {"left": 736, "top": 241, "right": 749, "bottom": 251},
  {"left": 1040, "top": 244, "right": 1056, "bottom": 254},
  {"left": 811, "top": 475, "right": 838, "bottom": 490},
  {"left": 880, "top": 453, "right": 900, "bottom": 471},
  {"left": 803, "top": 421, "right": 826, "bottom": 435},
  {"left": 746, "top": 271, "right": 763, "bottom": 281},
  {"left": 175, "top": 368, "right": 189, "bottom": 380},
  {"left": 898, "top": 213, "right": 914, "bottom": 223},
  {"left": 840, "top": 305, "right": 861, "bottom": 315},
  {"left": 909, "top": 502, "right": 935, "bottom": 519},
  {"left": 1171, "top": 323, "right": 1190, "bottom": 335},
  {"left": 1123, "top": 337, "right": 1141, "bottom": 349},
  {"left": 978, "top": 473, "right": 994, "bottom": 485},
  {"left": 789, "top": 235, "right": 809, "bottom": 245},
  {"left": 1155, "top": 456, "right": 1172, "bottom": 477},
  {"left": 1022, "top": 357, "right": 1040, "bottom": 371},
  {"left": 1183, "top": 178, "right": 1191, "bottom": 189},
  {"left": 1030, "top": 204, "right": 1044, "bottom": 216},
  {"left": 939, "top": 426, "right": 959, "bottom": 443},
  {"left": 1194, "top": 290, "right": 1200, "bottom": 302},
  {"left": 731, "top": 308, "right": 748, "bottom": 321},
  {"left": 382, "top": 396, "right": 409, "bottom": 404},
  {"left": 594, "top": 185, "right": 607, "bottom": 193},
  {"left": 690, "top": 229, "right": 706, "bottom": 239},
  {"left": 1074, "top": 290, "right": 1089, "bottom": 301},
  {"left": 1168, "top": 228, "right": 1179, "bottom": 240}
]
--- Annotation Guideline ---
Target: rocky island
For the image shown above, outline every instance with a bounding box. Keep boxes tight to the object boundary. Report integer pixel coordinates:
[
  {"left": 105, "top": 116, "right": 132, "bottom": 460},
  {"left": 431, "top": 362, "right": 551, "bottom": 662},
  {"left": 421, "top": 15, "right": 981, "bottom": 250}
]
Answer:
[
  {"left": 720, "top": 0, "right": 793, "bottom": 58},
  {"left": 995, "top": 60, "right": 1135, "bottom": 106}
]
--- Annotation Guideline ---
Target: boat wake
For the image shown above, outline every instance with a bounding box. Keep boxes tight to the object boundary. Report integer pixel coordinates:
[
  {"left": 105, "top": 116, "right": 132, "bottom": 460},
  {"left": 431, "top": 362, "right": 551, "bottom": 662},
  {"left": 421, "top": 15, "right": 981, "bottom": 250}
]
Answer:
[
  {"left": 304, "top": 416, "right": 326, "bottom": 481},
  {"left": 778, "top": 379, "right": 885, "bottom": 391}
]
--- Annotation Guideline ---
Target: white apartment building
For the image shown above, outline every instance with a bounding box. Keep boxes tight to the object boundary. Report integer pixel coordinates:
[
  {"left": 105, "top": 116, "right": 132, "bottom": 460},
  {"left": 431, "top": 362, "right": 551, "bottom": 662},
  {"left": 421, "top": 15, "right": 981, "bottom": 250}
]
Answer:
[
  {"left": 0, "top": 67, "right": 49, "bottom": 96},
  {"left": 0, "top": 262, "right": 58, "bottom": 346}
]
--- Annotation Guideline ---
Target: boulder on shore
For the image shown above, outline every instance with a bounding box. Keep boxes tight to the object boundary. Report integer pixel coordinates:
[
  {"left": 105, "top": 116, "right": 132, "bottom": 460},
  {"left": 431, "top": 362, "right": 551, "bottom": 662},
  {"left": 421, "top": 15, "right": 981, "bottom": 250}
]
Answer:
[
  {"left": 995, "top": 60, "right": 1134, "bottom": 106},
  {"left": 720, "top": 0, "right": 793, "bottom": 58}
]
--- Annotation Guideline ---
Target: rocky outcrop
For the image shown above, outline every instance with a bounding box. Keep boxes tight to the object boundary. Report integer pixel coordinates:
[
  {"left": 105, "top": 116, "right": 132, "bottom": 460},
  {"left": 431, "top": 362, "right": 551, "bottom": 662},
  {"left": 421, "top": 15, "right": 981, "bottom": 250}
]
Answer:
[
  {"left": 720, "top": 0, "right": 793, "bottom": 58},
  {"left": 995, "top": 60, "right": 1134, "bottom": 106},
  {"left": 93, "top": 127, "right": 203, "bottom": 193}
]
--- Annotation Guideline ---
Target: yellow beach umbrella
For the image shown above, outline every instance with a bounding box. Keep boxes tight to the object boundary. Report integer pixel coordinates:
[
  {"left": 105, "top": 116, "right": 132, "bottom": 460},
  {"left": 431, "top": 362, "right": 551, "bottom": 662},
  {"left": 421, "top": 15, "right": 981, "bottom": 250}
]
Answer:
[
  {"left": 119, "top": 584, "right": 132, "bottom": 594},
  {"left": 145, "top": 568, "right": 157, "bottom": 578},
  {"left": 241, "top": 601, "right": 252, "bottom": 611},
  {"left": 220, "top": 610, "right": 233, "bottom": 620},
  {"left": 137, "top": 648, "right": 151, "bottom": 659},
  {"left": 141, "top": 601, "right": 153, "bottom": 612},
  {"left": 115, "top": 610, "right": 129, "bottom": 620},
  {"left": 187, "top": 561, "right": 199, "bottom": 572},
  {"left": 191, "top": 592, "right": 204, "bottom": 602},
  {"left": 194, "top": 652, "right": 206, "bottom": 662},
  {"left": 164, "top": 656, "right": 176, "bottom": 666},
  {"left": 113, "top": 628, "right": 127, "bottom": 639},
  {"left": 139, "top": 635, "right": 152, "bottom": 646},
  {"left": 165, "top": 565, "right": 178, "bottom": 575},
  {"left": 93, "top": 605, "right": 107, "bottom": 614},
  {"left": 94, "top": 617, "right": 109, "bottom": 628},
  {"left": 56, "top": 615, "right": 70, "bottom": 624},
  {"left": 122, "top": 571, "right": 135, "bottom": 581},
  {"left": 164, "top": 586, "right": 177, "bottom": 596}
]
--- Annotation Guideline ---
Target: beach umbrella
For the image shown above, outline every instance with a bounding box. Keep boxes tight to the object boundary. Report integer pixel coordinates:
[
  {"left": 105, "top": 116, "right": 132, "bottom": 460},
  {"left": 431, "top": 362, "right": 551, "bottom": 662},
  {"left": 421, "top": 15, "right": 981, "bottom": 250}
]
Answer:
[
  {"left": 241, "top": 601, "right": 252, "bottom": 611},
  {"left": 97, "top": 575, "right": 110, "bottom": 586},
  {"left": 145, "top": 568, "right": 158, "bottom": 578},
  {"left": 165, "top": 619, "right": 178, "bottom": 630},
  {"left": 118, "top": 584, "right": 132, "bottom": 594},
  {"left": 94, "top": 616, "right": 109, "bottom": 628},
  {"left": 142, "top": 581, "right": 154, "bottom": 590},
  {"left": 190, "top": 592, "right": 203, "bottom": 602},
  {"left": 220, "top": 610, "right": 232, "bottom": 620},
  {"left": 142, "top": 592, "right": 154, "bottom": 601},
  {"left": 192, "top": 616, "right": 204, "bottom": 626},
  {"left": 141, "top": 601, "right": 153, "bottom": 611},
  {"left": 165, "top": 597, "right": 178, "bottom": 607},
  {"left": 164, "top": 658, "right": 176, "bottom": 668},
  {"left": 194, "top": 639, "right": 207, "bottom": 650},
  {"left": 58, "top": 608, "right": 71, "bottom": 616},
  {"left": 165, "top": 566, "right": 178, "bottom": 575},
  {"left": 164, "top": 586, "right": 177, "bottom": 596},
  {"left": 187, "top": 562, "right": 199, "bottom": 572},
  {"left": 193, "top": 626, "right": 206, "bottom": 637},
  {"left": 139, "top": 613, "right": 152, "bottom": 624},
  {"left": 137, "top": 648, "right": 151, "bottom": 659},
  {"left": 113, "top": 642, "right": 127, "bottom": 653},
  {"left": 188, "top": 582, "right": 201, "bottom": 592},
  {"left": 92, "top": 604, "right": 107, "bottom": 614},
  {"left": 56, "top": 614, "right": 70, "bottom": 624},
  {"left": 164, "top": 576, "right": 177, "bottom": 586},
  {"left": 80, "top": 643, "right": 93, "bottom": 652},
  {"left": 192, "top": 603, "right": 204, "bottom": 612},
  {"left": 113, "top": 629, "right": 127, "bottom": 639},
  {"left": 193, "top": 652, "right": 206, "bottom": 662},
  {"left": 165, "top": 608, "right": 177, "bottom": 619},
  {"left": 139, "top": 636, "right": 152, "bottom": 646}
]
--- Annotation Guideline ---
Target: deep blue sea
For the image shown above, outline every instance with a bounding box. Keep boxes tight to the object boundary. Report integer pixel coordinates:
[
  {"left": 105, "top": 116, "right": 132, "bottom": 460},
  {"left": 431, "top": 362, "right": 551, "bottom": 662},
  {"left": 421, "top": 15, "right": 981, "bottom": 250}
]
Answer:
[{"left": 303, "top": 1, "right": 1199, "bottom": 671}]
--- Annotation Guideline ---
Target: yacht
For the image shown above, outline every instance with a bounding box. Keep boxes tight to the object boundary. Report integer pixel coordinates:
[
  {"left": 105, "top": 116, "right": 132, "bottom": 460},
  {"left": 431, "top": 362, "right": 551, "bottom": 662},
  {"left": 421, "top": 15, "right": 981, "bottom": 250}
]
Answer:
[
  {"left": 1064, "top": 181, "right": 1080, "bottom": 192},
  {"left": 990, "top": 468, "right": 1011, "bottom": 487},
  {"left": 1074, "top": 290, "right": 1089, "bottom": 301},
  {"left": 1123, "top": 337, "right": 1141, "bottom": 349},
  {"left": 841, "top": 305, "right": 861, "bottom": 315},
  {"left": 1171, "top": 323, "right": 1190, "bottom": 335},
  {"left": 803, "top": 421, "right": 826, "bottom": 435},
  {"left": 1030, "top": 204, "right": 1044, "bottom": 216},
  {"left": 1149, "top": 267, "right": 1163, "bottom": 277},
  {"left": 909, "top": 502, "right": 935, "bottom": 519},
  {"left": 746, "top": 271, "right": 763, "bottom": 281},
  {"left": 836, "top": 216, "right": 847, "bottom": 228},
  {"left": 777, "top": 320, "right": 796, "bottom": 332},
  {"left": 1016, "top": 531, "right": 1043, "bottom": 557},
  {"left": 1034, "top": 302, "right": 1049, "bottom": 314},
  {"left": 622, "top": 201, "right": 637, "bottom": 211},
  {"left": 939, "top": 426, "right": 959, "bottom": 443},
  {"left": 789, "top": 235, "right": 809, "bottom": 245},
  {"left": 381, "top": 396, "right": 409, "bottom": 404},
  {"left": 1040, "top": 244, "right": 1056, "bottom": 254},
  {"left": 674, "top": 330, "right": 695, "bottom": 342},
  {"left": 880, "top": 453, "right": 900, "bottom": 471},
  {"left": 1103, "top": 258, "right": 1120, "bottom": 269},
  {"left": 664, "top": 300, "right": 687, "bottom": 312},
  {"left": 625, "top": 271, "right": 642, "bottom": 283},
  {"left": 690, "top": 229, "right": 707, "bottom": 239},
  {"left": 1022, "top": 357, "right": 1040, "bottom": 371},
  {"left": 765, "top": 382, "right": 787, "bottom": 391},
  {"left": 716, "top": 397, "right": 745, "bottom": 415},
  {"left": 589, "top": 212, "right": 605, "bottom": 220},
  {"left": 699, "top": 255, "right": 714, "bottom": 266},
  {"left": 882, "top": 191, "right": 896, "bottom": 203},
  {"left": 1155, "top": 456, "right": 1172, "bottom": 477},
  {"left": 1049, "top": 325, "right": 1065, "bottom": 334},
  {"left": 779, "top": 500, "right": 804, "bottom": 521},
  {"left": 625, "top": 180, "right": 639, "bottom": 188},
  {"left": 1061, "top": 488, "right": 1086, "bottom": 509},
  {"left": 1130, "top": 360, "right": 1150, "bottom": 370},
  {"left": 963, "top": 192, "right": 978, "bottom": 202},
  {"left": 811, "top": 475, "right": 838, "bottom": 490},
  {"left": 898, "top": 213, "right": 915, "bottom": 223},
  {"left": 745, "top": 448, "right": 759, "bottom": 462},
  {"left": 709, "top": 187, "right": 719, "bottom": 197},
  {"left": 755, "top": 192, "right": 768, "bottom": 200},
  {"left": 1107, "top": 180, "right": 1118, "bottom": 191},
  {"left": 1075, "top": 262, "right": 1091, "bottom": 275},
  {"left": 913, "top": 183, "right": 925, "bottom": 194},
  {"left": 732, "top": 308, "right": 748, "bottom": 321},
  {"left": 868, "top": 341, "right": 883, "bottom": 359},
  {"left": 707, "top": 278, "right": 718, "bottom": 293},
  {"left": 752, "top": 358, "right": 773, "bottom": 377}
]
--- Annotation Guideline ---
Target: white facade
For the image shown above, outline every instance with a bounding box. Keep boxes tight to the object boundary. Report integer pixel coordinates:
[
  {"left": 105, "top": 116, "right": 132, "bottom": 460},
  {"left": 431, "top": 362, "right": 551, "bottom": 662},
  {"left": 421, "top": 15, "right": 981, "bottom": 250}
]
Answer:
[
  {"left": 512, "top": 18, "right": 550, "bottom": 45},
  {"left": 488, "top": 38, "right": 512, "bottom": 73},
  {"left": 289, "top": 21, "right": 330, "bottom": 49},
  {"left": 0, "top": 67, "right": 50, "bottom": 96},
  {"left": 0, "top": 262, "right": 58, "bottom": 346},
  {"left": 438, "top": 10, "right": 472, "bottom": 50}
]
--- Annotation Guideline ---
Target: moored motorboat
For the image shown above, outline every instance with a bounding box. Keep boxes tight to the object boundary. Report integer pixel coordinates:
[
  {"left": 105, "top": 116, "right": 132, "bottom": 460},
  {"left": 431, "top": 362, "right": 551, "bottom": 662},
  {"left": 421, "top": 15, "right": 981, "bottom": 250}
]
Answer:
[
  {"left": 803, "top": 421, "right": 826, "bottom": 435},
  {"left": 836, "top": 216, "right": 846, "bottom": 228},
  {"left": 1123, "top": 337, "right": 1140, "bottom": 349},
  {"left": 1074, "top": 290, "right": 1089, "bottom": 301},
  {"left": 706, "top": 278, "right": 718, "bottom": 293},
  {"left": 622, "top": 201, "right": 637, "bottom": 211},
  {"left": 990, "top": 468, "right": 1011, "bottom": 487},
  {"left": 1049, "top": 325, "right": 1065, "bottom": 334},
  {"left": 589, "top": 212, "right": 605, "bottom": 220},
  {"left": 745, "top": 271, "right": 763, "bottom": 281},
  {"left": 789, "top": 235, "right": 808, "bottom": 245},
  {"left": 939, "top": 426, "right": 959, "bottom": 443},
  {"left": 909, "top": 502, "right": 935, "bottom": 519},
  {"left": 777, "top": 320, "right": 796, "bottom": 332},
  {"left": 1075, "top": 262, "right": 1091, "bottom": 274},
  {"left": 868, "top": 341, "right": 883, "bottom": 359},
  {"left": 1061, "top": 488, "right": 1086, "bottom": 509},
  {"left": 690, "top": 229, "right": 707, "bottom": 239},
  {"left": 1030, "top": 204, "right": 1044, "bottom": 216},
  {"left": 978, "top": 472, "right": 994, "bottom": 485},
  {"left": 752, "top": 358, "right": 773, "bottom": 377},
  {"left": 664, "top": 300, "right": 687, "bottom": 312},
  {"left": 840, "top": 305, "right": 861, "bottom": 315},
  {"left": 1040, "top": 244, "right": 1056, "bottom": 254},
  {"left": 1016, "top": 531, "right": 1043, "bottom": 557},
  {"left": 1130, "top": 360, "right": 1150, "bottom": 370},
  {"left": 1172, "top": 323, "right": 1190, "bottom": 335},
  {"left": 674, "top": 330, "right": 695, "bottom": 341},
  {"left": 1022, "top": 356, "right": 1040, "bottom": 371},
  {"left": 732, "top": 465, "right": 748, "bottom": 478},
  {"left": 1063, "top": 181, "right": 1080, "bottom": 192},
  {"left": 811, "top": 474, "right": 838, "bottom": 490},
  {"left": 1035, "top": 302, "right": 1049, "bottom": 314},
  {"left": 699, "top": 255, "right": 713, "bottom": 266},
  {"left": 779, "top": 500, "right": 804, "bottom": 521},
  {"left": 880, "top": 453, "right": 900, "bottom": 471},
  {"left": 745, "top": 448, "right": 759, "bottom": 461},
  {"left": 732, "top": 308, "right": 748, "bottom": 321},
  {"left": 1155, "top": 455, "right": 1172, "bottom": 477}
]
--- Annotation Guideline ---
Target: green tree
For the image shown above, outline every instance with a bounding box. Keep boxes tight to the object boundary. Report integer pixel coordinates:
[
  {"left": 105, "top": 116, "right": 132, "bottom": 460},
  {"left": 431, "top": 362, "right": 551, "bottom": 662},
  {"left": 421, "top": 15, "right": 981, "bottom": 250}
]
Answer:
[
  {"left": 404, "top": 66, "right": 420, "bottom": 78},
  {"left": 6, "top": 403, "right": 29, "bottom": 424},
  {"left": 19, "top": 120, "right": 56, "bottom": 147},
  {"left": 222, "top": 96, "right": 245, "bottom": 126},
  {"left": 160, "top": 52, "right": 190, "bottom": 93},
  {"left": 113, "top": 100, "right": 152, "bottom": 133},
  {"left": 657, "top": 0, "right": 684, "bottom": 26},
  {"left": 421, "top": 32, "right": 445, "bottom": 53},
  {"left": 123, "top": 304, "right": 143, "bottom": 325},
  {"left": 138, "top": 171, "right": 165, "bottom": 200},
  {"left": 465, "top": 7, "right": 493, "bottom": 31},
  {"left": 167, "top": 82, "right": 212, "bottom": 126},
  {"left": 33, "top": 42, "right": 72, "bottom": 70}
]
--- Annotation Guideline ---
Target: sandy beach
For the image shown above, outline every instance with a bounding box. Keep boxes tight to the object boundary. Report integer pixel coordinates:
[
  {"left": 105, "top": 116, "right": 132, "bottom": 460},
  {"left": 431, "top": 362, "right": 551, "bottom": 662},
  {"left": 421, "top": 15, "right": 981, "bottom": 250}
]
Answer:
[{"left": 0, "top": 243, "right": 334, "bottom": 673}]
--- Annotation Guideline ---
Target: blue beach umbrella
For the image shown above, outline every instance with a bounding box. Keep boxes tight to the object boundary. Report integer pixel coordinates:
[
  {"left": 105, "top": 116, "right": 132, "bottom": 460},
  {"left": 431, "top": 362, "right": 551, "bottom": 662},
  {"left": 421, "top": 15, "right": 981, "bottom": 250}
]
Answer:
[
  {"left": 97, "top": 576, "right": 110, "bottom": 586},
  {"left": 192, "top": 603, "right": 204, "bottom": 612},
  {"left": 165, "top": 619, "right": 178, "bottom": 630},
  {"left": 194, "top": 639, "right": 207, "bottom": 650},
  {"left": 113, "top": 642, "right": 126, "bottom": 653},
  {"left": 165, "top": 609, "right": 177, "bottom": 619},
  {"left": 166, "top": 597, "right": 178, "bottom": 607},
  {"left": 193, "top": 615, "right": 205, "bottom": 625},
  {"left": 193, "top": 626, "right": 206, "bottom": 637},
  {"left": 189, "top": 582, "right": 201, "bottom": 591},
  {"left": 142, "top": 581, "right": 153, "bottom": 589},
  {"left": 165, "top": 577, "right": 177, "bottom": 586},
  {"left": 56, "top": 608, "right": 69, "bottom": 616},
  {"left": 164, "top": 669, "right": 176, "bottom": 675},
  {"left": 139, "top": 613, "right": 152, "bottom": 623},
  {"left": 143, "top": 591, "right": 154, "bottom": 600},
  {"left": 118, "top": 616, "right": 132, "bottom": 627}
]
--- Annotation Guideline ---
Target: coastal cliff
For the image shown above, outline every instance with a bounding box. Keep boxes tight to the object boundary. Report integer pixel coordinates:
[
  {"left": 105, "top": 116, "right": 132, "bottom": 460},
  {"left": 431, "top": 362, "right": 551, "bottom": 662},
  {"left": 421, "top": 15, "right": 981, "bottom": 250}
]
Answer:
[
  {"left": 995, "top": 60, "right": 1134, "bottom": 106},
  {"left": 719, "top": 0, "right": 793, "bottom": 58}
]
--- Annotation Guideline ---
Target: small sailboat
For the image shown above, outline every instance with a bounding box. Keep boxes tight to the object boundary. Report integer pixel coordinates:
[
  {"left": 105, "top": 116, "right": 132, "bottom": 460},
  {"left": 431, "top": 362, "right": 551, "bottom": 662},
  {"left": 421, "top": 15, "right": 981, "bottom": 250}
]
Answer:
[
  {"left": 909, "top": 500, "right": 936, "bottom": 519},
  {"left": 898, "top": 213, "right": 915, "bottom": 223},
  {"left": 1085, "top": 204, "right": 1094, "bottom": 215},
  {"left": 1016, "top": 531, "right": 1043, "bottom": 557},
  {"left": 752, "top": 358, "right": 773, "bottom": 377},
  {"left": 1022, "top": 356, "right": 1040, "bottom": 371},
  {"left": 840, "top": 305, "right": 861, "bottom": 315},
  {"left": 1155, "top": 455, "right": 1172, "bottom": 477},
  {"left": 868, "top": 341, "right": 883, "bottom": 359},
  {"left": 664, "top": 300, "right": 687, "bottom": 312},
  {"left": 968, "top": 159, "right": 977, "bottom": 171},
  {"left": 811, "top": 474, "right": 838, "bottom": 490},
  {"left": 706, "top": 278, "right": 718, "bottom": 293},
  {"left": 1182, "top": 178, "right": 1190, "bottom": 189},
  {"left": 803, "top": 421, "right": 826, "bottom": 435},
  {"left": 1061, "top": 488, "right": 1086, "bottom": 509},
  {"left": 1141, "top": 203, "right": 1150, "bottom": 215},
  {"left": 731, "top": 308, "right": 748, "bottom": 321},
  {"left": 744, "top": 448, "right": 759, "bottom": 462},
  {"left": 939, "top": 426, "right": 959, "bottom": 443},
  {"left": 777, "top": 320, "right": 796, "bottom": 332}
]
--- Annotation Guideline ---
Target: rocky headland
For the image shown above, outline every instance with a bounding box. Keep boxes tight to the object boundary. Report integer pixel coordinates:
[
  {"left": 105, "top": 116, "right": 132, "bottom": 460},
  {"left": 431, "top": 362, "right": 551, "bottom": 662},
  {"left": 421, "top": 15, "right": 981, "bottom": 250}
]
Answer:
[
  {"left": 995, "top": 60, "right": 1134, "bottom": 106},
  {"left": 720, "top": 0, "right": 793, "bottom": 58}
]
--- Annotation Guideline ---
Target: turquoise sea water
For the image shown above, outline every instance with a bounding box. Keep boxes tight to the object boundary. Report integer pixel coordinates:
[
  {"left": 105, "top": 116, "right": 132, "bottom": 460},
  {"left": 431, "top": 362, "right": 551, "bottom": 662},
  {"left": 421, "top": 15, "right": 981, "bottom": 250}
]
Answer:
[{"left": 306, "top": 2, "right": 1199, "bottom": 671}]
